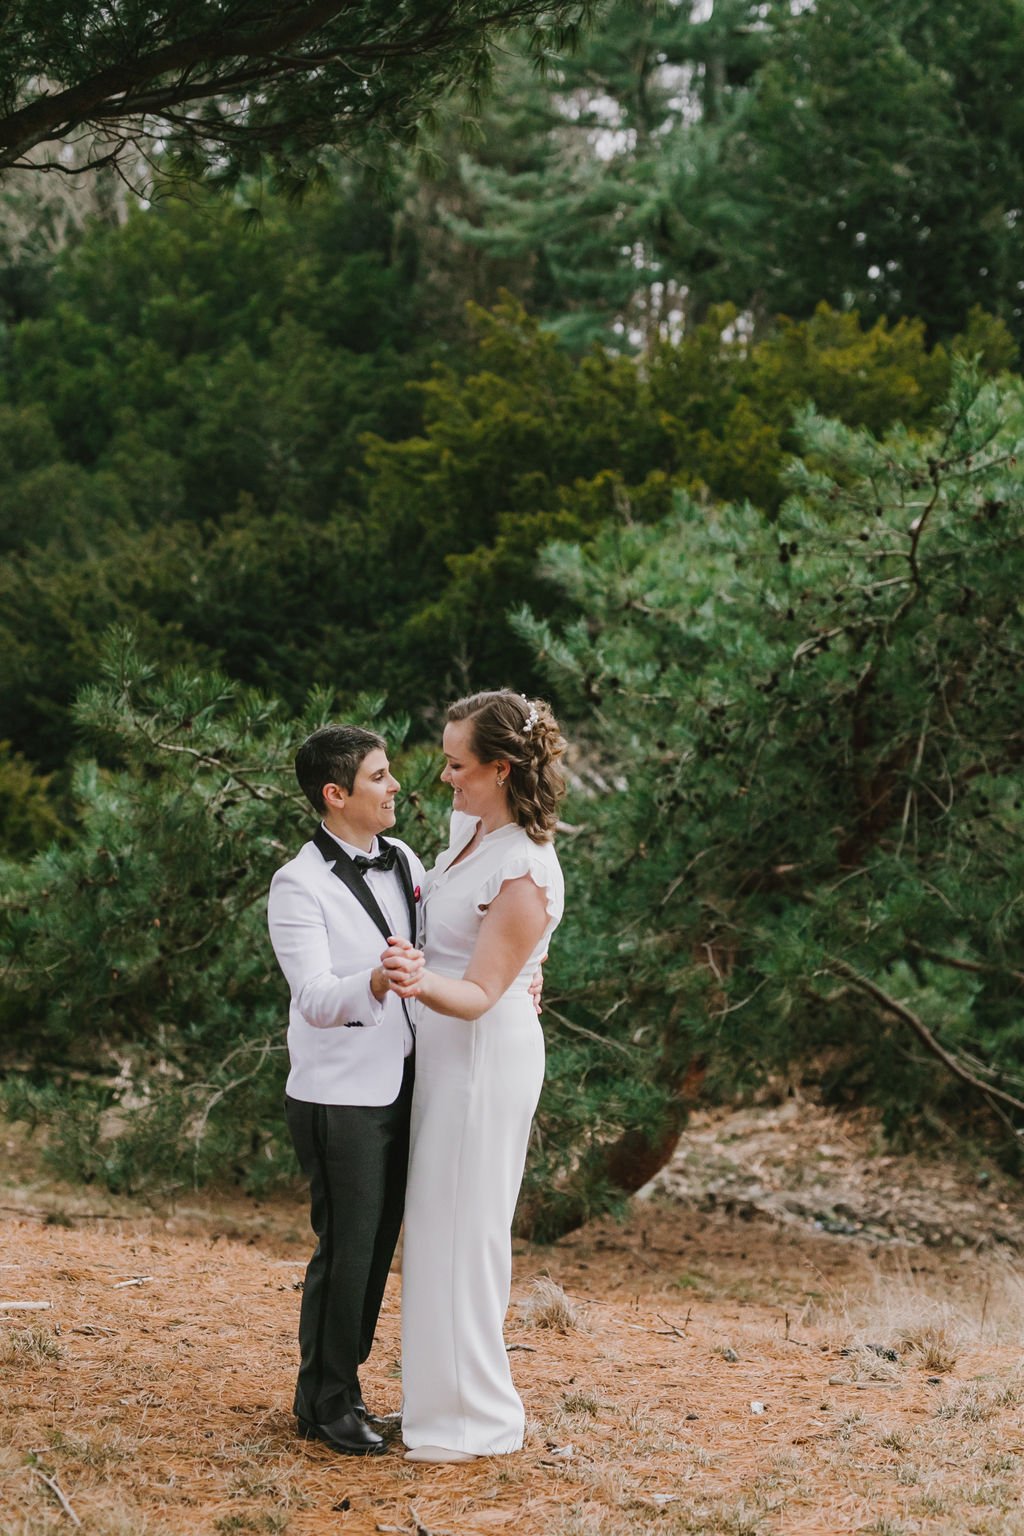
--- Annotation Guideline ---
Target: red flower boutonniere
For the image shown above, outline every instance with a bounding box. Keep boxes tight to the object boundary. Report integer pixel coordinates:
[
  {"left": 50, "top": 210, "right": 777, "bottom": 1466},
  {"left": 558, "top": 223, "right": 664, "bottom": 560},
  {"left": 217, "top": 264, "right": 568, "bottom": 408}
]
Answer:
[{"left": 414, "top": 885, "right": 421, "bottom": 902}]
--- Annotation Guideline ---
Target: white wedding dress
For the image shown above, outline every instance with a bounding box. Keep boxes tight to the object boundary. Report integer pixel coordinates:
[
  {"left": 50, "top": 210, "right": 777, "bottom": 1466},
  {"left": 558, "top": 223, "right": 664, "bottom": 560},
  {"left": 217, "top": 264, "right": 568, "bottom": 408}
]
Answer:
[{"left": 401, "top": 813, "right": 564, "bottom": 1455}]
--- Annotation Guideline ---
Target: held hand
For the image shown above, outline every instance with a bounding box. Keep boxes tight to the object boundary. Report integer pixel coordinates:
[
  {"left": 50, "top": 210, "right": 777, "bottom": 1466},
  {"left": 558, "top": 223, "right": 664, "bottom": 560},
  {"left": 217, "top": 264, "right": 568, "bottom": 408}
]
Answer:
[
  {"left": 528, "top": 952, "right": 548, "bottom": 1015},
  {"left": 380, "top": 936, "right": 425, "bottom": 998}
]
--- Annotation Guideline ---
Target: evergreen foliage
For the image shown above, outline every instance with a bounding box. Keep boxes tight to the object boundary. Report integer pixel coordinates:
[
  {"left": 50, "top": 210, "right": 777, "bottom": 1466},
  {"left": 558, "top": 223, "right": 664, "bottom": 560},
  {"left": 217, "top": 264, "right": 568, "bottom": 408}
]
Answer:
[
  {"left": 728, "top": 0, "right": 1024, "bottom": 340},
  {"left": 5, "top": 368, "right": 1022, "bottom": 1227},
  {"left": 430, "top": 0, "right": 773, "bottom": 345},
  {"left": 0, "top": 629, "right": 450, "bottom": 1191},
  {"left": 515, "top": 363, "right": 1024, "bottom": 1221},
  {"left": 0, "top": 180, "right": 451, "bottom": 771},
  {"left": 0, "top": 1, "right": 592, "bottom": 186},
  {"left": 2, "top": 168, "right": 995, "bottom": 789},
  {"left": 0, "top": 742, "right": 65, "bottom": 858},
  {"left": 360, "top": 299, "right": 1004, "bottom": 705},
  {"left": 430, "top": 0, "right": 1024, "bottom": 346}
]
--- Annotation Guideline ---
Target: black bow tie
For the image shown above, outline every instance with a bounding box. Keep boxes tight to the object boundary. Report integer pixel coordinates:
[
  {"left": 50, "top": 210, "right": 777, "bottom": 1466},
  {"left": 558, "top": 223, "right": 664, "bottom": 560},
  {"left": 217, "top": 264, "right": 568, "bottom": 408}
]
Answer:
[{"left": 352, "top": 845, "right": 397, "bottom": 876}]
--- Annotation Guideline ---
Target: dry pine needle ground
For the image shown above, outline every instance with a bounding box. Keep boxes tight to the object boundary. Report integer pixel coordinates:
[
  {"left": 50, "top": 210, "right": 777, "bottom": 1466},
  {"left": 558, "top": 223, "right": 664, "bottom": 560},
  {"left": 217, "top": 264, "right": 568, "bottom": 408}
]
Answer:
[{"left": 2, "top": 1103, "right": 1024, "bottom": 1536}]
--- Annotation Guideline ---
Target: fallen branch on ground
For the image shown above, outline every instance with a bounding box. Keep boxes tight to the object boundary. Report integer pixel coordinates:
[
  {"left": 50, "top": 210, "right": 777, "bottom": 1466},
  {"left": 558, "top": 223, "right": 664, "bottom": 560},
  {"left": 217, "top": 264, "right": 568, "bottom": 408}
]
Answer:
[{"left": 32, "top": 1468, "right": 81, "bottom": 1527}]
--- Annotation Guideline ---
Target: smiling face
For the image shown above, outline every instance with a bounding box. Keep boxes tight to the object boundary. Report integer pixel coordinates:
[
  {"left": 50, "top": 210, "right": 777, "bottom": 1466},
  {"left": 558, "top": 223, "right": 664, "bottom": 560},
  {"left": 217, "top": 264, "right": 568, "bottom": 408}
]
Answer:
[
  {"left": 325, "top": 747, "right": 399, "bottom": 849},
  {"left": 441, "top": 718, "right": 509, "bottom": 827}
]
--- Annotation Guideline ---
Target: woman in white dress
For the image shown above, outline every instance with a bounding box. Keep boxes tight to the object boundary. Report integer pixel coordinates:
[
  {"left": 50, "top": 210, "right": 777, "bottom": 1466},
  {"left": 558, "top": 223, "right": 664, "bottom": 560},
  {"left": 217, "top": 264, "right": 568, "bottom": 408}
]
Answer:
[{"left": 381, "top": 690, "right": 566, "bottom": 1464}]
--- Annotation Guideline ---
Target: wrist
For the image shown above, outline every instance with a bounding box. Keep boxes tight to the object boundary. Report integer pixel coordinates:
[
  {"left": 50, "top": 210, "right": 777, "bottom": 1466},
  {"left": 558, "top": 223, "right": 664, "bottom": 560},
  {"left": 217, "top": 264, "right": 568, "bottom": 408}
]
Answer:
[{"left": 412, "top": 968, "right": 434, "bottom": 1005}]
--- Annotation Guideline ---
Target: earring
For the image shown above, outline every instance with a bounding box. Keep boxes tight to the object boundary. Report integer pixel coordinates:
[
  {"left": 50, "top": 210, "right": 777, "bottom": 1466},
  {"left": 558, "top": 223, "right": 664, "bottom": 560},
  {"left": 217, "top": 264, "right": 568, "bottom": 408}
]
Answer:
[{"left": 497, "top": 774, "right": 507, "bottom": 787}]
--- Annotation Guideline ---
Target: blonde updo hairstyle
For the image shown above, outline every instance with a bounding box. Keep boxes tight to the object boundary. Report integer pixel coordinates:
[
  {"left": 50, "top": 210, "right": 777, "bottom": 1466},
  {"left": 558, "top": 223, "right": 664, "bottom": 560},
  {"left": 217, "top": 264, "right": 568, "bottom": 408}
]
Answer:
[{"left": 446, "top": 690, "right": 566, "bottom": 844}]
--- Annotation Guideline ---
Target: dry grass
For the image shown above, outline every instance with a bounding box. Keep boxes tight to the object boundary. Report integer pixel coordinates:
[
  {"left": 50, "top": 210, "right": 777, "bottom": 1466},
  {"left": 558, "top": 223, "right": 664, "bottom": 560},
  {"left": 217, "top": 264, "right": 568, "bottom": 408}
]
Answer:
[
  {"left": 4, "top": 1097, "right": 1024, "bottom": 1536},
  {"left": 518, "top": 1275, "right": 587, "bottom": 1333},
  {"left": 829, "top": 1250, "right": 1024, "bottom": 1355},
  {"left": 0, "top": 1323, "right": 63, "bottom": 1363},
  {"left": 2, "top": 1200, "right": 1023, "bottom": 1536}
]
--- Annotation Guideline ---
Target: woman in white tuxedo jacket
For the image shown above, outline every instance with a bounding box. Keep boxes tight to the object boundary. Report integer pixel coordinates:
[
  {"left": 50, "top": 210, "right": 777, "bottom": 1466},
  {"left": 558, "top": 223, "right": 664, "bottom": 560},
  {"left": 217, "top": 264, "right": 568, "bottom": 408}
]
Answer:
[
  {"left": 383, "top": 691, "right": 566, "bottom": 1465},
  {"left": 268, "top": 724, "right": 426, "bottom": 1457}
]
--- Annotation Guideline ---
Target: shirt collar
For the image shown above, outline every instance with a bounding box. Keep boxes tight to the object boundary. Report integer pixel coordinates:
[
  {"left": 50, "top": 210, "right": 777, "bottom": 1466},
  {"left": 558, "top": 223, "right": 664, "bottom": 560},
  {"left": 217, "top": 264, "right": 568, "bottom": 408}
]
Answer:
[{"left": 319, "top": 823, "right": 379, "bottom": 863}]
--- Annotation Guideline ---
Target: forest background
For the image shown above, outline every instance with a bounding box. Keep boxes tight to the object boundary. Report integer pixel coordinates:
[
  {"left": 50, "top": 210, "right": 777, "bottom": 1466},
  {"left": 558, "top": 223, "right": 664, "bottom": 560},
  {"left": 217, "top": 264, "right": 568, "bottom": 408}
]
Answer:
[{"left": 1, "top": 0, "right": 1023, "bottom": 1239}]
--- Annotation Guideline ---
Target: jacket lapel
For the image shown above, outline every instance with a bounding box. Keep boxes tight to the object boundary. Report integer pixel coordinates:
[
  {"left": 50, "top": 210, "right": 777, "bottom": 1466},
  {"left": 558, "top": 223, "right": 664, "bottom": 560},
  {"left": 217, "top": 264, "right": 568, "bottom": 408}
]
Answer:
[
  {"left": 362, "top": 832, "right": 418, "bottom": 1040},
  {"left": 312, "top": 826, "right": 391, "bottom": 943},
  {"left": 380, "top": 835, "right": 418, "bottom": 940}
]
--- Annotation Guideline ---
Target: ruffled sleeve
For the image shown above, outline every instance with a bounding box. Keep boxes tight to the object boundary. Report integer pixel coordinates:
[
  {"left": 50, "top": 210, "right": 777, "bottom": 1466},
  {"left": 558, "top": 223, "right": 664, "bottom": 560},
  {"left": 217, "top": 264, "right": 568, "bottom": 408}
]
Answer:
[{"left": 475, "top": 846, "right": 564, "bottom": 930}]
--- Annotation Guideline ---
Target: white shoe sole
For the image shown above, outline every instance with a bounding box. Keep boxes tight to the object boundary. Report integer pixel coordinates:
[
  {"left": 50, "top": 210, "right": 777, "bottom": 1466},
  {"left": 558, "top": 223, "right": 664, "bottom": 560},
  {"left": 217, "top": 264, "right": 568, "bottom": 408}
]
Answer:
[{"left": 404, "top": 1445, "right": 477, "bottom": 1463}]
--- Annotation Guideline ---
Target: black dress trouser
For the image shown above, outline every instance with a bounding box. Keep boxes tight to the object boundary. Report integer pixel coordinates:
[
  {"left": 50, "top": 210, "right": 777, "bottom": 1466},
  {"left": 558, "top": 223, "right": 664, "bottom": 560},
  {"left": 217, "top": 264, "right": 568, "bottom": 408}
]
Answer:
[{"left": 285, "top": 1056, "right": 413, "bottom": 1424}]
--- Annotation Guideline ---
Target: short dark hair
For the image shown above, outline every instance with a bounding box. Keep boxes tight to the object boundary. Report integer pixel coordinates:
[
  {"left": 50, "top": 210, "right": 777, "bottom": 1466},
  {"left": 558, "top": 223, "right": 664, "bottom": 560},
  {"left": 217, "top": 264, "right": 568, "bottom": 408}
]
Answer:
[{"left": 295, "top": 724, "right": 386, "bottom": 814}]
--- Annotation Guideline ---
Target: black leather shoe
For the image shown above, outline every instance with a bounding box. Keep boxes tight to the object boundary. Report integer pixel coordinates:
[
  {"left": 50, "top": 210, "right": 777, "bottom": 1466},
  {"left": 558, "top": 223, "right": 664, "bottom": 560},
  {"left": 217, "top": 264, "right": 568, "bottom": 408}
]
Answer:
[
  {"left": 349, "top": 1378, "right": 399, "bottom": 1426},
  {"left": 297, "top": 1410, "right": 385, "bottom": 1455}
]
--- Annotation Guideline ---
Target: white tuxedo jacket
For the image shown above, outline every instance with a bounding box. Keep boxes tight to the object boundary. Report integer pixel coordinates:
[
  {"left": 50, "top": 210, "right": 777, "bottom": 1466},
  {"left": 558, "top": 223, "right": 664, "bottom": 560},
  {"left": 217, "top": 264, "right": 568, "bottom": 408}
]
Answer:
[{"left": 267, "top": 830, "right": 426, "bottom": 1106}]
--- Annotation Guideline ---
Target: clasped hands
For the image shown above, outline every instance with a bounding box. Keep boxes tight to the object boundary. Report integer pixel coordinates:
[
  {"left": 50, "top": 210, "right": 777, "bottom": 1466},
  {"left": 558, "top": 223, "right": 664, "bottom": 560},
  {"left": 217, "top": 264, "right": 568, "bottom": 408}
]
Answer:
[
  {"left": 380, "top": 935, "right": 425, "bottom": 998},
  {"left": 376, "top": 939, "right": 547, "bottom": 1012}
]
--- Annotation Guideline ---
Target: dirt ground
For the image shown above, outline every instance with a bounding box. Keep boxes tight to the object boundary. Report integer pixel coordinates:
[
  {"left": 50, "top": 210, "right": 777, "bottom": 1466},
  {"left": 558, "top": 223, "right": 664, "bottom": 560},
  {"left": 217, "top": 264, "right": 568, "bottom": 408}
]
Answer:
[{"left": 2, "top": 1093, "right": 1024, "bottom": 1536}]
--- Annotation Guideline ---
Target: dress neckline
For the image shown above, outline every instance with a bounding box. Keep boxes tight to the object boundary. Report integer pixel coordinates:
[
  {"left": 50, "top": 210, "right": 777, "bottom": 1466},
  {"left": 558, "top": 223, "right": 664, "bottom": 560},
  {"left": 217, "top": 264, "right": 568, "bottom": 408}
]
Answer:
[
  {"left": 444, "top": 818, "right": 520, "bottom": 874},
  {"left": 480, "top": 820, "right": 519, "bottom": 841}
]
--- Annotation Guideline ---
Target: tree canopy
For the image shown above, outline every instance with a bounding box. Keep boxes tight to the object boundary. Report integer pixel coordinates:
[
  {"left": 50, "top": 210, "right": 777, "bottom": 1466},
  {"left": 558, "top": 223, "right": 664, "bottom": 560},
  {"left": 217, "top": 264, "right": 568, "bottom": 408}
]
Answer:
[
  {"left": 419, "top": 0, "right": 1024, "bottom": 346},
  {"left": 0, "top": 1, "right": 590, "bottom": 187},
  {"left": 3, "top": 181, "right": 998, "bottom": 774},
  {"left": 517, "top": 362, "right": 1024, "bottom": 1226}
]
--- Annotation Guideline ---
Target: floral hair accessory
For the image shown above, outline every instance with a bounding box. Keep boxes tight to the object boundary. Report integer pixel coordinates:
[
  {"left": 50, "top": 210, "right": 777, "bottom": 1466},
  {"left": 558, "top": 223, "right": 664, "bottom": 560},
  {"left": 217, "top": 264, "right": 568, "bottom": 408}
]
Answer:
[{"left": 522, "top": 703, "right": 539, "bottom": 735}]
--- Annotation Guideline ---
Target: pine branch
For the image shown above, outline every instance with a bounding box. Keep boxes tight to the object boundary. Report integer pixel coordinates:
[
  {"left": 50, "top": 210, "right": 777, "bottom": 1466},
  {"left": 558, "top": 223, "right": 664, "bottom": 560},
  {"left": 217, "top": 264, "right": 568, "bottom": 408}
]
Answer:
[
  {"left": 825, "top": 957, "right": 1024, "bottom": 1123},
  {"left": 0, "top": 1, "right": 590, "bottom": 169},
  {"left": 541, "top": 1003, "right": 634, "bottom": 1058},
  {"left": 906, "top": 942, "right": 1024, "bottom": 987},
  {"left": 0, "top": 3, "right": 349, "bottom": 164}
]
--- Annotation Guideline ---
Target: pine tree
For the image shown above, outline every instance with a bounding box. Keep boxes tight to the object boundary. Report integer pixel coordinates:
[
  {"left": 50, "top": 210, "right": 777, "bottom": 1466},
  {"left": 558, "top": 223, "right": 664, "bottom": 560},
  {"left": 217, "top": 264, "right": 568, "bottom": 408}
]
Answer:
[
  {"left": 416, "top": 0, "right": 1024, "bottom": 347},
  {"left": 727, "top": 0, "right": 1024, "bottom": 340},
  {"left": 431, "top": 0, "right": 772, "bottom": 346},
  {"left": 0, "top": 630, "right": 450, "bottom": 1191},
  {"left": 514, "top": 362, "right": 1024, "bottom": 1229}
]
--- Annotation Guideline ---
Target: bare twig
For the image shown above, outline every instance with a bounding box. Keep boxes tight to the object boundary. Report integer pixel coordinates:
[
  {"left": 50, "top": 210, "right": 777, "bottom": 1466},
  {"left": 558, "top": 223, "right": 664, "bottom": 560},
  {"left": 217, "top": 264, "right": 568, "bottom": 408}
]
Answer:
[
  {"left": 0, "top": 1204, "right": 131, "bottom": 1220},
  {"left": 410, "top": 1505, "right": 456, "bottom": 1536},
  {"left": 655, "top": 1309, "right": 691, "bottom": 1339},
  {"left": 661, "top": 847, "right": 713, "bottom": 906},
  {"left": 896, "top": 706, "right": 930, "bottom": 858},
  {"left": 825, "top": 958, "right": 1024, "bottom": 1122},
  {"left": 709, "top": 979, "right": 767, "bottom": 1018},
  {"left": 783, "top": 1310, "right": 811, "bottom": 1346},
  {"left": 188, "top": 1036, "right": 276, "bottom": 1185},
  {"left": 32, "top": 1467, "right": 81, "bottom": 1527},
  {"left": 702, "top": 942, "right": 723, "bottom": 981},
  {"left": 541, "top": 1005, "right": 634, "bottom": 1058},
  {"left": 792, "top": 626, "right": 845, "bottom": 662}
]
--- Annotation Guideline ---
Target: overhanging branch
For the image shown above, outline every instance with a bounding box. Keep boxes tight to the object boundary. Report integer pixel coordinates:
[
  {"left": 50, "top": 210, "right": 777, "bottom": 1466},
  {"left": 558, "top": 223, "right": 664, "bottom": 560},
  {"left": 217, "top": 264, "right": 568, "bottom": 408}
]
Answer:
[
  {"left": 0, "top": 1, "right": 588, "bottom": 170},
  {"left": 825, "top": 956, "right": 1024, "bottom": 1123},
  {"left": 0, "top": 2, "right": 351, "bottom": 164}
]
